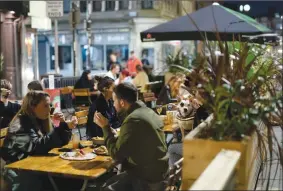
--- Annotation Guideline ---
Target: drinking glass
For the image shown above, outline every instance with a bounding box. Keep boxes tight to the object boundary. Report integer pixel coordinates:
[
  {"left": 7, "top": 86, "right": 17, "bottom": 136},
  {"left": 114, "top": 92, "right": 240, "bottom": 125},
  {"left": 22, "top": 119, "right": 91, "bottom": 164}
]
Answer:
[
  {"left": 156, "top": 105, "right": 163, "bottom": 115},
  {"left": 166, "top": 111, "right": 174, "bottom": 124},
  {"left": 72, "top": 130, "right": 80, "bottom": 149}
]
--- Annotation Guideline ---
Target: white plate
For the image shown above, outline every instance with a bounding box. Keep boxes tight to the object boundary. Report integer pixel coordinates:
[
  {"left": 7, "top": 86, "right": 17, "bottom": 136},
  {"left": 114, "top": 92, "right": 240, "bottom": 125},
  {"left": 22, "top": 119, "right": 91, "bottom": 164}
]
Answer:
[{"left": 60, "top": 152, "right": 97, "bottom": 161}]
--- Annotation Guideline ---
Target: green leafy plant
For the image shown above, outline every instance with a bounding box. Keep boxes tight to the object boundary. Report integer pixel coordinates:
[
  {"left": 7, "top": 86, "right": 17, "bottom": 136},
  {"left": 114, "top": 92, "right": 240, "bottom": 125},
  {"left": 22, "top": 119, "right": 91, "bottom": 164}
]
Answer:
[{"left": 165, "top": 48, "right": 192, "bottom": 73}]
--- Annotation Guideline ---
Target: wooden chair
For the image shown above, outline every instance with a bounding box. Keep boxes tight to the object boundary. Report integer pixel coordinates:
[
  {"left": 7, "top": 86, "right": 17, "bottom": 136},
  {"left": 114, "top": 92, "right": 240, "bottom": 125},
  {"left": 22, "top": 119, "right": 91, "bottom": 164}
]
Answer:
[
  {"left": 74, "top": 110, "right": 89, "bottom": 140},
  {"left": 166, "top": 158, "right": 183, "bottom": 191},
  {"left": 60, "top": 86, "right": 74, "bottom": 114},
  {"left": 0, "top": 127, "right": 8, "bottom": 147},
  {"left": 73, "top": 89, "right": 92, "bottom": 111}
]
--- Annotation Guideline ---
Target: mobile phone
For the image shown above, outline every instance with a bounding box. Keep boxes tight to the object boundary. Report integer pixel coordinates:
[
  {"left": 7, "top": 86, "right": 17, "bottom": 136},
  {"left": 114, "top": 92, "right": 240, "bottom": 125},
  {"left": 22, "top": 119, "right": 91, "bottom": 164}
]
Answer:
[{"left": 50, "top": 107, "right": 55, "bottom": 115}]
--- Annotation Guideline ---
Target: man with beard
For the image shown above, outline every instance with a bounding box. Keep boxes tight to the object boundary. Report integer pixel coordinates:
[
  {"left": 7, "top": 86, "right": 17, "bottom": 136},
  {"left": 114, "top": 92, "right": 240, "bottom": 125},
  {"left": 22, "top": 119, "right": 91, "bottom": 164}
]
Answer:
[{"left": 94, "top": 83, "right": 168, "bottom": 191}]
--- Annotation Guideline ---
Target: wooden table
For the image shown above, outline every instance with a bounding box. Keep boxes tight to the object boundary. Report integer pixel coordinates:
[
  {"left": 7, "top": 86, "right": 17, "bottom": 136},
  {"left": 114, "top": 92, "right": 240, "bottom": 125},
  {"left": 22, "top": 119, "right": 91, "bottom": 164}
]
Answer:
[
  {"left": 163, "top": 123, "right": 178, "bottom": 133},
  {"left": 5, "top": 141, "right": 114, "bottom": 191}
]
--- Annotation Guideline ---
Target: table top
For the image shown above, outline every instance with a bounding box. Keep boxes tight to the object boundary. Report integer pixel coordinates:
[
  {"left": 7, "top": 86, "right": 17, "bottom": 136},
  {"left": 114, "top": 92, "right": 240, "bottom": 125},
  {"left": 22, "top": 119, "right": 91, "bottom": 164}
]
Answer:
[
  {"left": 163, "top": 123, "right": 178, "bottom": 133},
  {"left": 5, "top": 141, "right": 114, "bottom": 180}
]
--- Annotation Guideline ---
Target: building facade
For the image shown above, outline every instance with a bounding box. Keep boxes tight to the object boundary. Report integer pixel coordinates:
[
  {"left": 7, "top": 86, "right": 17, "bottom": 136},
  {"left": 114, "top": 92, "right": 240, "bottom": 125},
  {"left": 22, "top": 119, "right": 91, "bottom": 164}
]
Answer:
[{"left": 36, "top": 0, "right": 195, "bottom": 77}]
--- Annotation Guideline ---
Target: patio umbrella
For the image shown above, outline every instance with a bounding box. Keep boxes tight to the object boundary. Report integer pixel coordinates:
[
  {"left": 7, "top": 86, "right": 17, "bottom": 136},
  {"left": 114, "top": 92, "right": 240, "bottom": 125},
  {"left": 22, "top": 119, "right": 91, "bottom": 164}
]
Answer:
[{"left": 140, "top": 4, "right": 274, "bottom": 43}]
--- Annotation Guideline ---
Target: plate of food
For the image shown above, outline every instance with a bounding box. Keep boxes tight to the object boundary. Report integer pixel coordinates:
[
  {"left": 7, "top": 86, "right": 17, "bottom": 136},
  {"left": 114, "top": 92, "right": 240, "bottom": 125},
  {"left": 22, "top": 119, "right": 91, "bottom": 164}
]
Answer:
[
  {"left": 93, "top": 146, "right": 108, "bottom": 155},
  {"left": 60, "top": 150, "right": 96, "bottom": 161}
]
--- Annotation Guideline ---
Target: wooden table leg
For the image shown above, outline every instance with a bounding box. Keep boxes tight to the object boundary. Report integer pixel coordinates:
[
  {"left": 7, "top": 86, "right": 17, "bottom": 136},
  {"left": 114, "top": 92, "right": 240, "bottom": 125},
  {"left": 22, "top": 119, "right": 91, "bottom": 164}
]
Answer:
[
  {"left": 81, "top": 179, "right": 88, "bottom": 191},
  {"left": 48, "top": 174, "right": 60, "bottom": 191}
]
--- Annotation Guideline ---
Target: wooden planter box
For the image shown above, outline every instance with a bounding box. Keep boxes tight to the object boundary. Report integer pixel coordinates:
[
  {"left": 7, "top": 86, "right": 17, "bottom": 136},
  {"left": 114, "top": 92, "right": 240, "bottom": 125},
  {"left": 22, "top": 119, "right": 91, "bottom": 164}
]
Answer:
[{"left": 181, "top": 115, "right": 266, "bottom": 190}]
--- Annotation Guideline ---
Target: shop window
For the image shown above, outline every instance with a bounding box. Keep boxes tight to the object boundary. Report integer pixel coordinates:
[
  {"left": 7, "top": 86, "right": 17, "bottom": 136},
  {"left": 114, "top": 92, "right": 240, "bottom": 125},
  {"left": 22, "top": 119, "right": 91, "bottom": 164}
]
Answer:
[
  {"left": 119, "top": 0, "right": 129, "bottom": 10},
  {"left": 142, "top": 0, "right": 153, "bottom": 9},
  {"left": 63, "top": 0, "right": 71, "bottom": 13},
  {"left": 93, "top": 1, "right": 102, "bottom": 12},
  {"left": 106, "top": 1, "right": 115, "bottom": 11},
  {"left": 80, "top": 1, "right": 87, "bottom": 13},
  {"left": 106, "top": 45, "right": 129, "bottom": 68},
  {"left": 50, "top": 46, "right": 72, "bottom": 70},
  {"left": 141, "top": 48, "right": 154, "bottom": 66},
  {"left": 81, "top": 45, "right": 105, "bottom": 70}
]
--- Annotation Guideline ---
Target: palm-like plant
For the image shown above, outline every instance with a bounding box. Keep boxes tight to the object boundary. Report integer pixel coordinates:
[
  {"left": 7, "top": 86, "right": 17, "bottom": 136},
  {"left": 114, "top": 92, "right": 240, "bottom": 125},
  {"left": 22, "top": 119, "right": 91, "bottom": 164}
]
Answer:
[{"left": 179, "top": 38, "right": 282, "bottom": 189}]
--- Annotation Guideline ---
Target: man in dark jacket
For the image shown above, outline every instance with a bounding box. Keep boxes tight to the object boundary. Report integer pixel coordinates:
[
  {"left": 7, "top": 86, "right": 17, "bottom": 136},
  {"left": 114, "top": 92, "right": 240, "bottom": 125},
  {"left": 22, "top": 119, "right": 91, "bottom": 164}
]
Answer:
[
  {"left": 94, "top": 83, "right": 168, "bottom": 191},
  {"left": 0, "top": 79, "right": 21, "bottom": 129}
]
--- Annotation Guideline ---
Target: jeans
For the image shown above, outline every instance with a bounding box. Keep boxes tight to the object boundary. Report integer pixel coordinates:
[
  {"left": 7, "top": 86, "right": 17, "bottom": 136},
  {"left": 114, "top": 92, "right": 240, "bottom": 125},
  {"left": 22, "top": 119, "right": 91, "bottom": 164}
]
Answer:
[
  {"left": 101, "top": 171, "right": 166, "bottom": 191},
  {"left": 168, "top": 143, "right": 182, "bottom": 167}
]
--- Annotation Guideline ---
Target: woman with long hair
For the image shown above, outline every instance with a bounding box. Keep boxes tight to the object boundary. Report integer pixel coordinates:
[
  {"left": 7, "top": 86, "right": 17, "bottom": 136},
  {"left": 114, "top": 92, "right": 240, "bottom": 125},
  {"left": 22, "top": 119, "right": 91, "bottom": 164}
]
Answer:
[
  {"left": 156, "top": 76, "right": 183, "bottom": 105},
  {"left": 74, "top": 70, "right": 94, "bottom": 90},
  {"left": 74, "top": 70, "right": 99, "bottom": 103},
  {"left": 87, "top": 76, "right": 120, "bottom": 138},
  {"left": 2, "top": 91, "right": 77, "bottom": 191}
]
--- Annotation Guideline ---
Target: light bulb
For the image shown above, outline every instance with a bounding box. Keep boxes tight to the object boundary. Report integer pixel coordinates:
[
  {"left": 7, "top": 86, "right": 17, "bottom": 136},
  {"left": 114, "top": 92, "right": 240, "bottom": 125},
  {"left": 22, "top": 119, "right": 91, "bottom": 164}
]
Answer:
[{"left": 244, "top": 4, "right": 250, "bottom": 12}]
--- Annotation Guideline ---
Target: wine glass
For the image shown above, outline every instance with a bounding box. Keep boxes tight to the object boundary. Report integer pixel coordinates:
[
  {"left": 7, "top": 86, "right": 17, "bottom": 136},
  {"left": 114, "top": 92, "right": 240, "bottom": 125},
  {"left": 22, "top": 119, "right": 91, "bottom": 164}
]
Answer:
[{"left": 156, "top": 105, "right": 163, "bottom": 115}]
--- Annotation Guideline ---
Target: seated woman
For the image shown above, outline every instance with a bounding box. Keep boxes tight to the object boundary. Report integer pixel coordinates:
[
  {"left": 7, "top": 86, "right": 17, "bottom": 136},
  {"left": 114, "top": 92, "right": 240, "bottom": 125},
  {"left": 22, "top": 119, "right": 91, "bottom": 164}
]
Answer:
[
  {"left": 86, "top": 76, "right": 120, "bottom": 138},
  {"left": 0, "top": 80, "right": 21, "bottom": 129},
  {"left": 168, "top": 89, "right": 210, "bottom": 167},
  {"left": 157, "top": 76, "right": 183, "bottom": 106},
  {"left": 74, "top": 70, "right": 99, "bottom": 103},
  {"left": 1, "top": 91, "right": 77, "bottom": 190}
]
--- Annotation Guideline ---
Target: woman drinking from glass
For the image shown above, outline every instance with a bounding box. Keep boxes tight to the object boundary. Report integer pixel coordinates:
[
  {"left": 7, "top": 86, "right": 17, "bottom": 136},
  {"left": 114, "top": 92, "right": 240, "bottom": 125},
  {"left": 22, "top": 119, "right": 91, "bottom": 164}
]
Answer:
[{"left": 1, "top": 91, "right": 77, "bottom": 191}]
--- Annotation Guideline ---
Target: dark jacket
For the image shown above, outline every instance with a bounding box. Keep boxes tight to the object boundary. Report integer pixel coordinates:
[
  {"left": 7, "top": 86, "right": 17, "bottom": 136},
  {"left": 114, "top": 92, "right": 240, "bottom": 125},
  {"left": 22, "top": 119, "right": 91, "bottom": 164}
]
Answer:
[
  {"left": 156, "top": 85, "right": 177, "bottom": 105},
  {"left": 87, "top": 94, "right": 120, "bottom": 138},
  {"left": 0, "top": 101, "right": 21, "bottom": 129},
  {"left": 74, "top": 78, "right": 96, "bottom": 105},
  {"left": 1, "top": 114, "right": 72, "bottom": 164},
  {"left": 102, "top": 101, "right": 168, "bottom": 183}
]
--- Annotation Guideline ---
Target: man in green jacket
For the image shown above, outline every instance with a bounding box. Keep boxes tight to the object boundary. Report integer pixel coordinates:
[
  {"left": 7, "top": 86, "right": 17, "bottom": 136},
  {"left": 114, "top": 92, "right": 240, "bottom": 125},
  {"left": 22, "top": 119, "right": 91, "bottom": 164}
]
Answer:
[{"left": 94, "top": 83, "right": 168, "bottom": 191}]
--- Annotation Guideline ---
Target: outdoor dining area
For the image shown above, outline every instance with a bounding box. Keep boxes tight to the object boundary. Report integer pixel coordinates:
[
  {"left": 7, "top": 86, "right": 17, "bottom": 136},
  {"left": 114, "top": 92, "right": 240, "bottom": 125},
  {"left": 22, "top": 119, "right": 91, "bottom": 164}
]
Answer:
[{"left": 0, "top": 3, "right": 282, "bottom": 191}]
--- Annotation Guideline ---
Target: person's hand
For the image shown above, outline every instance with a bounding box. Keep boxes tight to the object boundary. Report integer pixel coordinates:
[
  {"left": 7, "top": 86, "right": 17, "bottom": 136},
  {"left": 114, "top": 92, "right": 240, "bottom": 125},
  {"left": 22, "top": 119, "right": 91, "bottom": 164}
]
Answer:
[
  {"left": 94, "top": 112, "right": 109, "bottom": 128},
  {"left": 66, "top": 116, "right": 78, "bottom": 129},
  {"left": 53, "top": 112, "right": 65, "bottom": 122}
]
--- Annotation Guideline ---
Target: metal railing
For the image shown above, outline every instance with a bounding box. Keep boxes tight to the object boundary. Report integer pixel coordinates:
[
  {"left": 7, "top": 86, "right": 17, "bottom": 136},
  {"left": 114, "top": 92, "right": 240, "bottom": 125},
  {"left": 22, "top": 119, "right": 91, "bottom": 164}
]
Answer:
[{"left": 42, "top": 76, "right": 80, "bottom": 89}]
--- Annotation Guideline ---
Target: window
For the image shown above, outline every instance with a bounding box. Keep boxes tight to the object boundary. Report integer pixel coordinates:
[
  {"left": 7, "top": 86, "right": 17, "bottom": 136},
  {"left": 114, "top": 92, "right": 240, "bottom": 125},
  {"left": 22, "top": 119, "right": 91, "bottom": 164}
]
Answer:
[
  {"left": 276, "top": 23, "right": 282, "bottom": 30},
  {"left": 142, "top": 0, "right": 153, "bottom": 9},
  {"left": 93, "top": 1, "right": 102, "bottom": 12},
  {"left": 81, "top": 45, "right": 104, "bottom": 70},
  {"left": 141, "top": 48, "right": 154, "bottom": 66},
  {"left": 63, "top": 0, "right": 71, "bottom": 13},
  {"left": 106, "top": 1, "right": 115, "bottom": 11},
  {"left": 50, "top": 46, "right": 72, "bottom": 70},
  {"left": 106, "top": 45, "right": 129, "bottom": 66},
  {"left": 119, "top": 0, "right": 129, "bottom": 10},
  {"left": 80, "top": 1, "right": 87, "bottom": 13}
]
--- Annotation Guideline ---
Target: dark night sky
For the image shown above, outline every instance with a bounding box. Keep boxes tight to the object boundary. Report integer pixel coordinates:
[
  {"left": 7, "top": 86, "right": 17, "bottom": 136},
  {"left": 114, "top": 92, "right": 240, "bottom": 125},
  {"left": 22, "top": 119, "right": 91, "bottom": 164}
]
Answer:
[{"left": 222, "top": 1, "right": 283, "bottom": 18}]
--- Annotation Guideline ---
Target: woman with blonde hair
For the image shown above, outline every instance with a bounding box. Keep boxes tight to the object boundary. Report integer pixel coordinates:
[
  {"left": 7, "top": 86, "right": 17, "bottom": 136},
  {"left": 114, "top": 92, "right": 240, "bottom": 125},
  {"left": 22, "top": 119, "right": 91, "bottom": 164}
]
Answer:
[
  {"left": 156, "top": 76, "right": 183, "bottom": 105},
  {"left": 2, "top": 91, "right": 77, "bottom": 191}
]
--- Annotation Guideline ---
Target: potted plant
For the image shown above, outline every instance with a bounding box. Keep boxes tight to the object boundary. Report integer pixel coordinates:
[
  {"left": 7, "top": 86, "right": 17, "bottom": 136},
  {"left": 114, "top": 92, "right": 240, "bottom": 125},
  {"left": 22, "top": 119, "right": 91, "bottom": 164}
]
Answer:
[
  {"left": 178, "top": 38, "right": 282, "bottom": 190},
  {"left": 163, "top": 48, "right": 192, "bottom": 84}
]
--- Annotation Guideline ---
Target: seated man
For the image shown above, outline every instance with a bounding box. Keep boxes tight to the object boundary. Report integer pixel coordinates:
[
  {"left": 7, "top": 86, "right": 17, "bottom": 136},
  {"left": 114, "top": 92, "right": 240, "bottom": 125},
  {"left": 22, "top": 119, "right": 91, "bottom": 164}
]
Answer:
[
  {"left": 0, "top": 79, "right": 21, "bottom": 129},
  {"left": 94, "top": 83, "right": 168, "bottom": 191}
]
